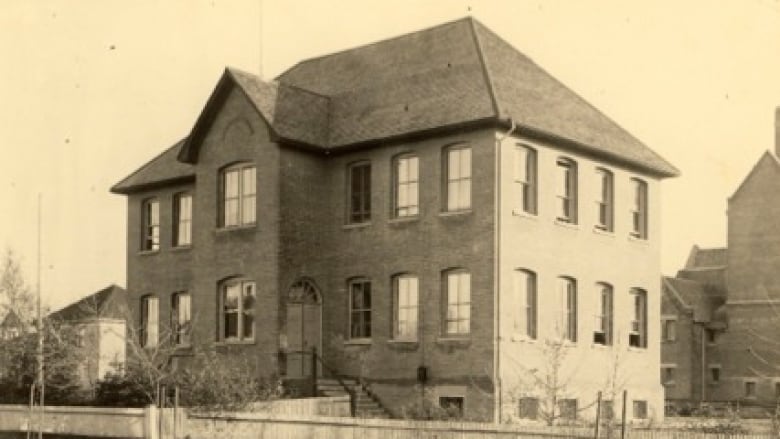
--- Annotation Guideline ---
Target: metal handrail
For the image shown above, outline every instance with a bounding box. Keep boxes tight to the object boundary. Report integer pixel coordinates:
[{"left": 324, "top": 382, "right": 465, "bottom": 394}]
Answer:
[{"left": 284, "top": 347, "right": 356, "bottom": 416}]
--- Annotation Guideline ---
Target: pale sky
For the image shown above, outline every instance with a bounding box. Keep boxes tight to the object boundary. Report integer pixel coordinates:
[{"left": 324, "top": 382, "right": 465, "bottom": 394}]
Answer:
[{"left": 2, "top": 0, "right": 779, "bottom": 310}]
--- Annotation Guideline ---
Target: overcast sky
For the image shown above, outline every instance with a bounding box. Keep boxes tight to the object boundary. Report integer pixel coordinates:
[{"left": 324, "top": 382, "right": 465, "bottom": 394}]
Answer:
[{"left": 2, "top": 0, "right": 779, "bottom": 310}]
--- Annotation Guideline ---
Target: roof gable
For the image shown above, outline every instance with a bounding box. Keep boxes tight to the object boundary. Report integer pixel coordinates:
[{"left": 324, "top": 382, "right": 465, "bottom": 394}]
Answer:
[
  {"left": 48, "top": 285, "right": 127, "bottom": 322},
  {"left": 111, "top": 139, "right": 193, "bottom": 194},
  {"left": 728, "top": 150, "right": 780, "bottom": 202}
]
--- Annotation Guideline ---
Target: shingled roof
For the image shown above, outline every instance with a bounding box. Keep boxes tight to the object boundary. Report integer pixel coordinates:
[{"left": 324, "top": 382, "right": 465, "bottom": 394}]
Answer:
[
  {"left": 663, "top": 277, "right": 725, "bottom": 323},
  {"left": 114, "top": 17, "right": 678, "bottom": 193},
  {"left": 111, "top": 139, "right": 193, "bottom": 194},
  {"left": 48, "top": 284, "right": 127, "bottom": 323}
]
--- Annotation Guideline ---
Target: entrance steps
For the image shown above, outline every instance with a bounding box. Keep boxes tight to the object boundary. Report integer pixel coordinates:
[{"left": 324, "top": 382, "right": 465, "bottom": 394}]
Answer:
[{"left": 317, "top": 377, "right": 393, "bottom": 419}]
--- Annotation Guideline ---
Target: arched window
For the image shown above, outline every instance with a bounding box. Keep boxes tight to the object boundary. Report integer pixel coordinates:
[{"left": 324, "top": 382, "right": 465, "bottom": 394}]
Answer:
[
  {"left": 139, "top": 294, "right": 158, "bottom": 348},
  {"left": 392, "top": 274, "right": 419, "bottom": 340},
  {"left": 173, "top": 192, "right": 192, "bottom": 247},
  {"left": 171, "top": 292, "right": 191, "bottom": 346},
  {"left": 443, "top": 269, "right": 471, "bottom": 335},
  {"left": 219, "top": 162, "right": 256, "bottom": 227},
  {"left": 513, "top": 269, "right": 537, "bottom": 339},
  {"left": 444, "top": 145, "right": 471, "bottom": 212},
  {"left": 595, "top": 168, "right": 613, "bottom": 232},
  {"left": 556, "top": 158, "right": 578, "bottom": 223},
  {"left": 218, "top": 279, "right": 256, "bottom": 341},
  {"left": 288, "top": 278, "right": 321, "bottom": 304},
  {"left": 629, "top": 288, "right": 648, "bottom": 348},
  {"left": 514, "top": 145, "right": 537, "bottom": 214},
  {"left": 557, "top": 276, "right": 577, "bottom": 342},
  {"left": 630, "top": 178, "right": 648, "bottom": 239},
  {"left": 393, "top": 154, "right": 419, "bottom": 218},
  {"left": 594, "top": 283, "right": 613, "bottom": 345}
]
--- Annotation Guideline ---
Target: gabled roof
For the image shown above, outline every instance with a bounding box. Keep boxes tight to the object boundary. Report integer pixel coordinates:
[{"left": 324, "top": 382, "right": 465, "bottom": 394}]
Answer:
[
  {"left": 117, "top": 17, "right": 679, "bottom": 193},
  {"left": 111, "top": 139, "right": 193, "bottom": 194},
  {"left": 728, "top": 150, "right": 780, "bottom": 202},
  {"left": 47, "top": 284, "right": 127, "bottom": 323},
  {"left": 663, "top": 277, "right": 726, "bottom": 323}
]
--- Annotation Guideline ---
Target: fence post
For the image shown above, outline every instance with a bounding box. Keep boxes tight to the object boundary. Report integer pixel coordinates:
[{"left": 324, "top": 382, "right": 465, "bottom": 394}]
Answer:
[
  {"left": 594, "top": 391, "right": 602, "bottom": 439},
  {"left": 311, "top": 346, "right": 318, "bottom": 397},
  {"left": 620, "top": 389, "right": 627, "bottom": 439},
  {"left": 144, "top": 405, "right": 158, "bottom": 439}
]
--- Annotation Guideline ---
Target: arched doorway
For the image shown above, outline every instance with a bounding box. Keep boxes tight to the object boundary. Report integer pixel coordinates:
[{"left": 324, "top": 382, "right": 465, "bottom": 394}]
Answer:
[{"left": 285, "top": 278, "right": 322, "bottom": 378}]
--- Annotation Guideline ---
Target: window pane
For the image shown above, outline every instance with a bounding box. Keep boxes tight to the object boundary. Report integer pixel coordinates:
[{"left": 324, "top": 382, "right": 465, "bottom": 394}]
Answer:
[
  {"left": 243, "top": 282, "right": 256, "bottom": 339},
  {"left": 447, "top": 181, "right": 460, "bottom": 211},
  {"left": 225, "top": 170, "right": 239, "bottom": 198},
  {"left": 448, "top": 149, "right": 460, "bottom": 180},
  {"left": 459, "top": 180, "right": 471, "bottom": 210},
  {"left": 242, "top": 195, "right": 256, "bottom": 224},
  {"left": 459, "top": 148, "right": 471, "bottom": 178},
  {"left": 242, "top": 167, "right": 256, "bottom": 195},
  {"left": 225, "top": 199, "right": 239, "bottom": 227}
]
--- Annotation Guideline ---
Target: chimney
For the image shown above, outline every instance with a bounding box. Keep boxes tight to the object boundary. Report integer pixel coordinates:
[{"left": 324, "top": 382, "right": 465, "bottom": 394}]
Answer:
[{"left": 776, "top": 106, "right": 780, "bottom": 156}]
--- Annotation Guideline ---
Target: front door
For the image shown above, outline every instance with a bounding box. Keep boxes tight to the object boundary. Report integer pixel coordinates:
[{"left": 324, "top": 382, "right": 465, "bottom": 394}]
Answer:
[{"left": 285, "top": 279, "right": 322, "bottom": 378}]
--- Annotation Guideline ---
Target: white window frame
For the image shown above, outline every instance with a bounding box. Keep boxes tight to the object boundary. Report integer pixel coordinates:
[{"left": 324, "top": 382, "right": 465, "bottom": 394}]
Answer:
[
  {"left": 393, "top": 155, "right": 419, "bottom": 218},
  {"left": 445, "top": 145, "right": 472, "bottom": 212},
  {"left": 444, "top": 269, "right": 471, "bottom": 336},
  {"left": 140, "top": 295, "right": 159, "bottom": 348},
  {"left": 141, "top": 198, "right": 160, "bottom": 251},
  {"left": 514, "top": 144, "right": 537, "bottom": 215},
  {"left": 595, "top": 168, "right": 614, "bottom": 231},
  {"left": 220, "top": 163, "right": 256, "bottom": 228},
  {"left": 556, "top": 158, "right": 578, "bottom": 223},
  {"left": 594, "top": 283, "right": 613, "bottom": 346},
  {"left": 171, "top": 292, "right": 192, "bottom": 346},
  {"left": 513, "top": 269, "right": 537, "bottom": 339},
  {"left": 630, "top": 178, "right": 648, "bottom": 239},
  {"left": 393, "top": 274, "right": 419, "bottom": 341},
  {"left": 219, "top": 279, "right": 256, "bottom": 342},
  {"left": 630, "top": 288, "right": 648, "bottom": 348},
  {"left": 558, "top": 277, "right": 577, "bottom": 342},
  {"left": 348, "top": 278, "right": 372, "bottom": 339},
  {"left": 173, "top": 192, "right": 192, "bottom": 247}
]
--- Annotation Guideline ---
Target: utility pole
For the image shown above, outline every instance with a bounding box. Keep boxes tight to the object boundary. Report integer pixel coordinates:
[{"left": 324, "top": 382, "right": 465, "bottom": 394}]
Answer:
[{"left": 36, "top": 193, "right": 44, "bottom": 439}]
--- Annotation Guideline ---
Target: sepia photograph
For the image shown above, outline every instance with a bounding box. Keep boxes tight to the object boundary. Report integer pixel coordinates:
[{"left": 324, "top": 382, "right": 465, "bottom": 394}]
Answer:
[{"left": 1, "top": 1, "right": 780, "bottom": 437}]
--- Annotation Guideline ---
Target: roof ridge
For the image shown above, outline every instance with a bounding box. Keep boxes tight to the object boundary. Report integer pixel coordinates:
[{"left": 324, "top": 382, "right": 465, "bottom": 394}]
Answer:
[
  {"left": 275, "top": 16, "right": 475, "bottom": 81},
  {"left": 468, "top": 17, "right": 501, "bottom": 118},
  {"left": 227, "top": 66, "right": 331, "bottom": 100},
  {"left": 110, "top": 138, "right": 188, "bottom": 193}
]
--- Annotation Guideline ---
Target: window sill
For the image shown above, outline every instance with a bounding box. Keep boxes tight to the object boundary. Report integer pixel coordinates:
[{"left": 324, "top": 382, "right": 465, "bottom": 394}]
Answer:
[
  {"left": 511, "top": 209, "right": 538, "bottom": 220},
  {"left": 592, "top": 227, "right": 614, "bottom": 237},
  {"left": 628, "top": 234, "right": 649, "bottom": 244},
  {"left": 215, "top": 339, "right": 256, "bottom": 346},
  {"left": 436, "top": 336, "right": 471, "bottom": 347},
  {"left": 216, "top": 224, "right": 256, "bottom": 234},
  {"left": 663, "top": 382, "right": 676, "bottom": 387},
  {"left": 591, "top": 342, "right": 612, "bottom": 349},
  {"left": 627, "top": 346, "right": 648, "bottom": 353},
  {"left": 387, "top": 338, "right": 418, "bottom": 344},
  {"left": 553, "top": 219, "right": 579, "bottom": 230},
  {"left": 388, "top": 216, "right": 419, "bottom": 225},
  {"left": 343, "top": 338, "right": 372, "bottom": 346},
  {"left": 171, "top": 245, "right": 192, "bottom": 252},
  {"left": 137, "top": 250, "right": 160, "bottom": 256},
  {"left": 439, "top": 209, "right": 472, "bottom": 218},
  {"left": 342, "top": 222, "right": 372, "bottom": 230},
  {"left": 509, "top": 333, "right": 537, "bottom": 343}
]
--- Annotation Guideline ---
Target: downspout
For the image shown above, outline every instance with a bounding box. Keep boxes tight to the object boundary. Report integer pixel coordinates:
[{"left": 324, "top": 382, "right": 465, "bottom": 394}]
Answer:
[
  {"left": 700, "top": 324, "right": 706, "bottom": 403},
  {"left": 494, "top": 118, "right": 517, "bottom": 423}
]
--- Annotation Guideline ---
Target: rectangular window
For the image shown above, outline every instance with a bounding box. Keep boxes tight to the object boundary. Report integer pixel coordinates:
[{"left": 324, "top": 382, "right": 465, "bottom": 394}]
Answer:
[
  {"left": 558, "top": 399, "right": 577, "bottom": 420},
  {"left": 594, "top": 284, "right": 613, "bottom": 345},
  {"left": 600, "top": 400, "right": 614, "bottom": 420},
  {"left": 173, "top": 193, "right": 192, "bottom": 247},
  {"left": 630, "top": 288, "right": 648, "bottom": 348},
  {"left": 446, "top": 146, "right": 472, "bottom": 211},
  {"left": 558, "top": 277, "right": 577, "bottom": 342},
  {"left": 349, "top": 279, "right": 372, "bottom": 339},
  {"left": 633, "top": 401, "right": 648, "bottom": 419},
  {"left": 631, "top": 178, "right": 648, "bottom": 239},
  {"left": 706, "top": 328, "right": 717, "bottom": 344},
  {"left": 221, "top": 164, "right": 256, "bottom": 227},
  {"left": 444, "top": 270, "right": 471, "bottom": 335},
  {"left": 348, "top": 162, "right": 371, "bottom": 223},
  {"left": 514, "top": 270, "right": 537, "bottom": 339},
  {"left": 745, "top": 381, "right": 757, "bottom": 398},
  {"left": 710, "top": 365, "right": 721, "bottom": 384},
  {"left": 595, "top": 168, "right": 613, "bottom": 231},
  {"left": 439, "top": 396, "right": 464, "bottom": 418},
  {"left": 661, "top": 318, "right": 676, "bottom": 342},
  {"left": 518, "top": 397, "right": 539, "bottom": 419},
  {"left": 661, "top": 365, "right": 676, "bottom": 385},
  {"left": 141, "top": 199, "right": 160, "bottom": 251},
  {"left": 394, "top": 155, "right": 419, "bottom": 217},
  {"left": 140, "top": 295, "right": 158, "bottom": 348},
  {"left": 393, "top": 275, "right": 419, "bottom": 340},
  {"left": 221, "top": 280, "right": 255, "bottom": 341},
  {"left": 171, "top": 292, "right": 191, "bottom": 346},
  {"left": 555, "top": 159, "right": 577, "bottom": 223},
  {"left": 514, "top": 145, "right": 537, "bottom": 214}
]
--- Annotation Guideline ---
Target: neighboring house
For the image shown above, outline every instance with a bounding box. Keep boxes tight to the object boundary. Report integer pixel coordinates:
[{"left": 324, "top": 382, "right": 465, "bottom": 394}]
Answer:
[
  {"left": 47, "top": 284, "right": 127, "bottom": 389},
  {"left": 662, "top": 107, "right": 780, "bottom": 411},
  {"left": 0, "top": 309, "right": 26, "bottom": 341},
  {"left": 110, "top": 17, "right": 677, "bottom": 422}
]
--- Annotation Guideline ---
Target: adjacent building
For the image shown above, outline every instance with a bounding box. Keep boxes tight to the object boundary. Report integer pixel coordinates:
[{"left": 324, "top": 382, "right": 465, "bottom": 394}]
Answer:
[
  {"left": 662, "top": 108, "right": 780, "bottom": 412},
  {"left": 111, "top": 17, "right": 677, "bottom": 421}
]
